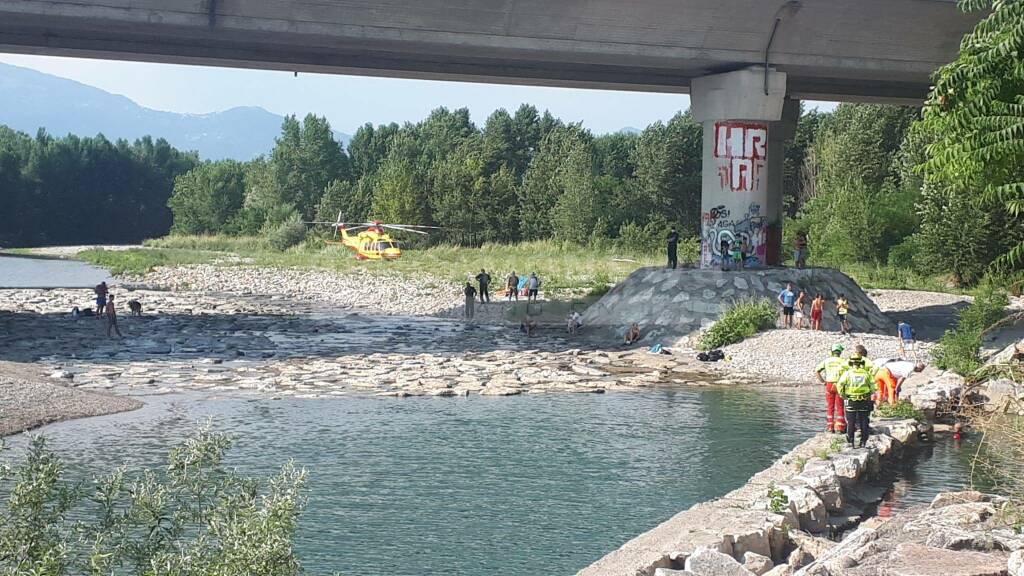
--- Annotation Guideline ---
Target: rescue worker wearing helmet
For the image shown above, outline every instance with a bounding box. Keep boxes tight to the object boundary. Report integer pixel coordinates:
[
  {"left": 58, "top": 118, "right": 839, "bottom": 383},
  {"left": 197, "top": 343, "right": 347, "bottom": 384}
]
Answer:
[
  {"left": 815, "top": 344, "right": 848, "bottom": 433},
  {"left": 836, "top": 350, "right": 879, "bottom": 448}
]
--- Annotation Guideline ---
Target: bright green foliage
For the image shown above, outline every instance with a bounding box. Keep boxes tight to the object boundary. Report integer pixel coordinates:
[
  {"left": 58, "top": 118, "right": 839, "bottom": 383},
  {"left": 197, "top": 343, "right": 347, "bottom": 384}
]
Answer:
[
  {"left": 271, "top": 114, "right": 350, "bottom": 220},
  {"left": 920, "top": 0, "right": 1024, "bottom": 273},
  {"left": 792, "top": 104, "right": 920, "bottom": 266},
  {"left": 698, "top": 298, "right": 777, "bottom": 351},
  {"left": 629, "top": 113, "right": 702, "bottom": 236},
  {"left": 518, "top": 125, "right": 594, "bottom": 240},
  {"left": 0, "top": 428, "right": 308, "bottom": 576},
  {"left": 767, "top": 485, "right": 789, "bottom": 514},
  {"left": 875, "top": 401, "right": 926, "bottom": 421},
  {"left": 933, "top": 285, "right": 1009, "bottom": 374},
  {"left": 168, "top": 160, "right": 247, "bottom": 235}
]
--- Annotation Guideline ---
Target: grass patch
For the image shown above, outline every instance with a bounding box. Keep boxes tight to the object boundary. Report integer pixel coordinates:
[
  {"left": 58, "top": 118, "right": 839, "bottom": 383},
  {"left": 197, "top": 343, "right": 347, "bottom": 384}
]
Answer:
[
  {"left": 92, "top": 235, "right": 662, "bottom": 292},
  {"left": 837, "top": 262, "right": 965, "bottom": 293},
  {"left": 932, "top": 285, "right": 1009, "bottom": 375},
  {"left": 698, "top": 298, "right": 776, "bottom": 351},
  {"left": 875, "top": 401, "right": 925, "bottom": 421},
  {"left": 78, "top": 248, "right": 217, "bottom": 276}
]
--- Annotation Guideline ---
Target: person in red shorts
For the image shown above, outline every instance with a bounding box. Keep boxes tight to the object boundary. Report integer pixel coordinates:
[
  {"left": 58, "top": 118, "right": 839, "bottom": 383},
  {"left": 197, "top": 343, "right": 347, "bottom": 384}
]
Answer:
[{"left": 810, "top": 294, "right": 825, "bottom": 331}]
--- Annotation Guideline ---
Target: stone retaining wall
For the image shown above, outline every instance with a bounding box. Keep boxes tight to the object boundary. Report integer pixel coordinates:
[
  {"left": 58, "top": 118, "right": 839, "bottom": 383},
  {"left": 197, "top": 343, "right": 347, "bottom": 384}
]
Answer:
[
  {"left": 577, "top": 418, "right": 920, "bottom": 576},
  {"left": 581, "top": 267, "right": 893, "bottom": 343}
]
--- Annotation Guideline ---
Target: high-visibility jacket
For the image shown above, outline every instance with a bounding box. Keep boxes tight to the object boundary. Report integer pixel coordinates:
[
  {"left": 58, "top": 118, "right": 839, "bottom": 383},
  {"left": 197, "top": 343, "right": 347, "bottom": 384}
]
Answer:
[
  {"left": 836, "top": 366, "right": 877, "bottom": 401},
  {"left": 816, "top": 356, "right": 848, "bottom": 383}
]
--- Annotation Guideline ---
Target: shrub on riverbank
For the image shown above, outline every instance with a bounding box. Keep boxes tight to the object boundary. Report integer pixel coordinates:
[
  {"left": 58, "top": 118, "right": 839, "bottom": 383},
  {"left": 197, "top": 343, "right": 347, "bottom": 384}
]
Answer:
[
  {"left": 0, "top": 427, "right": 309, "bottom": 575},
  {"left": 78, "top": 247, "right": 217, "bottom": 276},
  {"left": 875, "top": 400, "right": 925, "bottom": 421},
  {"left": 698, "top": 299, "right": 776, "bottom": 351},
  {"left": 932, "top": 286, "right": 1009, "bottom": 375}
]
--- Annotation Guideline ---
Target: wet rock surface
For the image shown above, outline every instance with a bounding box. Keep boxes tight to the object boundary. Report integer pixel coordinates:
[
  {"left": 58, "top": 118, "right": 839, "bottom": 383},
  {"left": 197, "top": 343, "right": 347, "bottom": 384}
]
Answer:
[{"left": 0, "top": 286, "right": 746, "bottom": 410}]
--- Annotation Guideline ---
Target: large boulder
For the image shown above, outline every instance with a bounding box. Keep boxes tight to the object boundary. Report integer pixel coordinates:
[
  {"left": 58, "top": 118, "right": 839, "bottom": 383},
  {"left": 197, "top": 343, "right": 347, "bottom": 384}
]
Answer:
[
  {"left": 742, "top": 552, "right": 774, "bottom": 575},
  {"left": 684, "top": 547, "right": 756, "bottom": 576},
  {"left": 794, "top": 460, "right": 844, "bottom": 512},
  {"left": 777, "top": 483, "right": 828, "bottom": 534},
  {"left": 1010, "top": 549, "right": 1024, "bottom": 576},
  {"left": 885, "top": 543, "right": 1008, "bottom": 576}
]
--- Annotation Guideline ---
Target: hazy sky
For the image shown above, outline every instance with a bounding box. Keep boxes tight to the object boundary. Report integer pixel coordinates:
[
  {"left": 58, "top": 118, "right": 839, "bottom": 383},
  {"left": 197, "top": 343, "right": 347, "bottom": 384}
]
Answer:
[{"left": 1, "top": 53, "right": 835, "bottom": 134}]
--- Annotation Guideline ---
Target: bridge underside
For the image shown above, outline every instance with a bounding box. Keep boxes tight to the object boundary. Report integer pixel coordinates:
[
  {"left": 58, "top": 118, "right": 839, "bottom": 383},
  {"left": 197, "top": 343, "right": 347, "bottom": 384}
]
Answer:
[{"left": 0, "top": 0, "right": 980, "bottom": 104}]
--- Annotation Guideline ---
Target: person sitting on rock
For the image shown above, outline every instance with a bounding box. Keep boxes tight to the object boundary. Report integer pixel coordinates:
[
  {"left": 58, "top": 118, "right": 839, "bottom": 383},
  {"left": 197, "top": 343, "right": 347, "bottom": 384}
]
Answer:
[
  {"left": 624, "top": 322, "right": 641, "bottom": 345},
  {"left": 567, "top": 311, "right": 582, "bottom": 334}
]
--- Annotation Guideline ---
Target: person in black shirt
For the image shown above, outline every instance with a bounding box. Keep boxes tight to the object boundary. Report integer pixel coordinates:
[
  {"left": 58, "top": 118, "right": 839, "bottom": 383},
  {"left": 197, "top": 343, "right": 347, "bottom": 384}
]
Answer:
[
  {"left": 475, "top": 269, "right": 491, "bottom": 303},
  {"left": 666, "top": 228, "right": 679, "bottom": 269}
]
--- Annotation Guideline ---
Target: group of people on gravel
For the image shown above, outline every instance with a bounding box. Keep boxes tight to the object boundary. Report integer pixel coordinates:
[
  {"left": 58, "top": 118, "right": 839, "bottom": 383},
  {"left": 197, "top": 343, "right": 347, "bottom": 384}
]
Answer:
[
  {"left": 815, "top": 343, "right": 926, "bottom": 449},
  {"left": 776, "top": 282, "right": 853, "bottom": 334},
  {"left": 69, "top": 281, "right": 142, "bottom": 339},
  {"left": 463, "top": 269, "right": 542, "bottom": 320}
]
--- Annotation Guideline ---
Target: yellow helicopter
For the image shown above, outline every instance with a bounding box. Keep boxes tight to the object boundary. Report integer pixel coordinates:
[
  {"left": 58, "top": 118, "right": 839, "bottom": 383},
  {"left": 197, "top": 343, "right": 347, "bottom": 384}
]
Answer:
[{"left": 307, "top": 213, "right": 439, "bottom": 260}]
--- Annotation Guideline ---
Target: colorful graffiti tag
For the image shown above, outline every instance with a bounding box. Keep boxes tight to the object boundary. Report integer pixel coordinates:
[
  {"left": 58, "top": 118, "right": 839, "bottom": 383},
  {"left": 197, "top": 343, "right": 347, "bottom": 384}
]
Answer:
[
  {"left": 701, "top": 121, "right": 770, "bottom": 268},
  {"left": 701, "top": 202, "right": 766, "bottom": 267}
]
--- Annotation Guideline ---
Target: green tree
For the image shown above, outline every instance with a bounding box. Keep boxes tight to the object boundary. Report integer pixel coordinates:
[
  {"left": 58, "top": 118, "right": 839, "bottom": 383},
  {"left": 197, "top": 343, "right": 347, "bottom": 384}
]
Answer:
[
  {"left": 0, "top": 428, "right": 307, "bottom": 576},
  {"left": 168, "top": 161, "right": 246, "bottom": 235},
  {"left": 920, "top": 0, "right": 1024, "bottom": 272},
  {"left": 518, "top": 125, "right": 593, "bottom": 239},
  {"left": 629, "top": 112, "right": 702, "bottom": 235},
  {"left": 270, "top": 114, "right": 350, "bottom": 219}
]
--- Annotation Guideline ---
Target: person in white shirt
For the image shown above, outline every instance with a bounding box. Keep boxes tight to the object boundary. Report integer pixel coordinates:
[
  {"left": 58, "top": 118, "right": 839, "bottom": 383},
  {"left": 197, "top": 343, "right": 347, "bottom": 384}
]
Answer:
[{"left": 873, "top": 358, "right": 925, "bottom": 404}]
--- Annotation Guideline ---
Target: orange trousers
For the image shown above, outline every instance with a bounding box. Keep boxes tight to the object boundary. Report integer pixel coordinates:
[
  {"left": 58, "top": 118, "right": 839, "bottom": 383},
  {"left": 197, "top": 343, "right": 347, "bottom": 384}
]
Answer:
[
  {"left": 876, "top": 369, "right": 898, "bottom": 405},
  {"left": 825, "top": 382, "right": 846, "bottom": 432}
]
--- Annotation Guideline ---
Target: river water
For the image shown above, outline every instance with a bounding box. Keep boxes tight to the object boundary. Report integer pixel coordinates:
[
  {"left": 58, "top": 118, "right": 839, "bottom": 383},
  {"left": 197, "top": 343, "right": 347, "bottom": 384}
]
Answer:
[
  {"left": 7, "top": 388, "right": 981, "bottom": 576},
  {"left": 0, "top": 254, "right": 114, "bottom": 288}
]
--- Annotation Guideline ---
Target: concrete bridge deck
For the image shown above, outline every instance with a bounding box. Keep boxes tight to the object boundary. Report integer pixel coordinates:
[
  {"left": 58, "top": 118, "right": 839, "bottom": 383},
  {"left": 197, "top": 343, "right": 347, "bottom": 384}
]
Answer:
[{"left": 0, "top": 0, "right": 981, "bottom": 103}]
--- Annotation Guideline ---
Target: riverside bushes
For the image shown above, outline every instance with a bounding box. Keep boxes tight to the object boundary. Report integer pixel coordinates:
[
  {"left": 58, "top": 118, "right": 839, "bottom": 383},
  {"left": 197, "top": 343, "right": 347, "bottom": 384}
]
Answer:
[
  {"left": 698, "top": 299, "right": 776, "bottom": 351},
  {"left": 0, "top": 427, "right": 309, "bottom": 576},
  {"left": 932, "top": 286, "right": 1009, "bottom": 375}
]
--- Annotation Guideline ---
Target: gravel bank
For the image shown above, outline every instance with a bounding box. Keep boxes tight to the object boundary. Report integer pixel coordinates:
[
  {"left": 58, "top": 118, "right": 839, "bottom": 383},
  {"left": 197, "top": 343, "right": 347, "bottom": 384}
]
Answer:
[{"left": 0, "top": 363, "right": 142, "bottom": 436}]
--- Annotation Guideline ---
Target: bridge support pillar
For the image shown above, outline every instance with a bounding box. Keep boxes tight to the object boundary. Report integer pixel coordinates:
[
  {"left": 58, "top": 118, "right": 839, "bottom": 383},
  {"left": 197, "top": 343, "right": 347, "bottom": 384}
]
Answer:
[{"left": 691, "top": 67, "right": 796, "bottom": 268}]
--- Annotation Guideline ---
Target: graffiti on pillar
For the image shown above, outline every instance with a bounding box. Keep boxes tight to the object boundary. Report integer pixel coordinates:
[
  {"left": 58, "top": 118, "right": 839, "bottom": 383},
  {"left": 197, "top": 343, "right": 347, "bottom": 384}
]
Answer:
[
  {"left": 714, "top": 122, "right": 767, "bottom": 192},
  {"left": 700, "top": 202, "right": 767, "bottom": 267},
  {"left": 701, "top": 121, "right": 769, "bottom": 268}
]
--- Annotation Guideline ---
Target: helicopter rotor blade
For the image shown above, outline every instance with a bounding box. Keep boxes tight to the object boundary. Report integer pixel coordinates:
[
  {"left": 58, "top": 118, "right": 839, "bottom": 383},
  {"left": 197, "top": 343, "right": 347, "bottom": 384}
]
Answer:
[{"left": 380, "top": 224, "right": 428, "bottom": 235}]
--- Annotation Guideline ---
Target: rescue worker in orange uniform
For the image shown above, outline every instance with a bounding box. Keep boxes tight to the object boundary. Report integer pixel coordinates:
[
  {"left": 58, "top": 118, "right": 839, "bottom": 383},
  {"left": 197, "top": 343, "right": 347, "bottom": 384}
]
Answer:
[{"left": 815, "top": 344, "right": 848, "bottom": 433}]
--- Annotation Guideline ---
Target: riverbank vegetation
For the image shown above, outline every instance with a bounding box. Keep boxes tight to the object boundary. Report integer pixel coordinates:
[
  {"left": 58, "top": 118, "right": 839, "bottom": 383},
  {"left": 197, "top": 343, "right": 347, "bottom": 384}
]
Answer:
[
  {"left": 697, "top": 299, "right": 776, "bottom": 351},
  {"left": 78, "top": 238, "right": 671, "bottom": 293},
  {"left": 933, "top": 285, "right": 1010, "bottom": 376},
  {"left": 0, "top": 427, "right": 310, "bottom": 576}
]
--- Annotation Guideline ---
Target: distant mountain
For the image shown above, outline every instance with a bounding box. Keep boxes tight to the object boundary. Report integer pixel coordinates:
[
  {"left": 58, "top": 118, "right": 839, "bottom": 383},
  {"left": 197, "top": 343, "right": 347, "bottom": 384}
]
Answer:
[
  {"left": 618, "top": 126, "right": 642, "bottom": 135},
  {"left": 0, "top": 62, "right": 349, "bottom": 160}
]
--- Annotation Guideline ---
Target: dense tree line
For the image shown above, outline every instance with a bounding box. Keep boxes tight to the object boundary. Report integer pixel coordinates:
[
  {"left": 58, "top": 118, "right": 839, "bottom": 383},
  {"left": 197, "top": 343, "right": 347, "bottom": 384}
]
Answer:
[
  {"left": 0, "top": 127, "right": 197, "bottom": 246},
  {"left": 165, "top": 108, "right": 714, "bottom": 250}
]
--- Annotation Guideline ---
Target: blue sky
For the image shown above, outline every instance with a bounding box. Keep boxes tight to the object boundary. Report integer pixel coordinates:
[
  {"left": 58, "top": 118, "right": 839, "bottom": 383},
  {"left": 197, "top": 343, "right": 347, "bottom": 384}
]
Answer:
[{"left": 0, "top": 53, "right": 835, "bottom": 135}]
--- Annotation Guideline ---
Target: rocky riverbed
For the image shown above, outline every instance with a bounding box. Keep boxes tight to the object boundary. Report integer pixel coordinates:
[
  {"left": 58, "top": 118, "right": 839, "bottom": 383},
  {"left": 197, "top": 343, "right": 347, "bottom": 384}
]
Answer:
[{"left": 0, "top": 281, "right": 765, "bottom": 429}]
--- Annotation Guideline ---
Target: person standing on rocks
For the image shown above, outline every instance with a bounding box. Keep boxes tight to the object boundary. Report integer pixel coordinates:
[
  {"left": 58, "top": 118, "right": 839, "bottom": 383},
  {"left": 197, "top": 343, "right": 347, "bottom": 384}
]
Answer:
[
  {"left": 463, "top": 282, "right": 477, "bottom": 319},
  {"left": 94, "top": 281, "right": 109, "bottom": 318},
  {"left": 719, "top": 238, "right": 731, "bottom": 271},
  {"left": 811, "top": 294, "right": 825, "bottom": 331},
  {"left": 836, "top": 351, "right": 877, "bottom": 448},
  {"left": 794, "top": 289, "right": 808, "bottom": 329},
  {"left": 777, "top": 283, "right": 796, "bottom": 328},
  {"left": 527, "top": 273, "right": 541, "bottom": 302},
  {"left": 666, "top": 227, "right": 679, "bottom": 269},
  {"left": 897, "top": 320, "right": 918, "bottom": 362},
  {"left": 836, "top": 294, "right": 851, "bottom": 335},
  {"left": 506, "top": 271, "right": 520, "bottom": 301},
  {"left": 105, "top": 293, "right": 123, "bottom": 338},
  {"left": 475, "top": 269, "right": 491, "bottom": 303},
  {"left": 815, "top": 344, "right": 848, "bottom": 434},
  {"left": 794, "top": 231, "right": 809, "bottom": 269}
]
